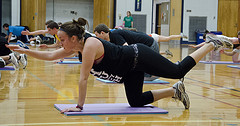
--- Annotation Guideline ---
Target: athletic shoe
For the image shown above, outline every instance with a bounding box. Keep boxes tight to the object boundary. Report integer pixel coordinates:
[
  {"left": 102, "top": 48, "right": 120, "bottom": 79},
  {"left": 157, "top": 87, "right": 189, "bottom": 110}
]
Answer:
[
  {"left": 36, "top": 36, "right": 42, "bottom": 43},
  {"left": 0, "top": 57, "right": 6, "bottom": 68},
  {"left": 165, "top": 49, "right": 173, "bottom": 57},
  {"left": 19, "top": 54, "right": 27, "bottom": 69},
  {"left": 206, "top": 34, "right": 233, "bottom": 51},
  {"left": 172, "top": 81, "right": 190, "bottom": 109},
  {"left": 180, "top": 33, "right": 188, "bottom": 39},
  {"left": 17, "top": 40, "right": 29, "bottom": 49},
  {"left": 9, "top": 53, "right": 19, "bottom": 70}
]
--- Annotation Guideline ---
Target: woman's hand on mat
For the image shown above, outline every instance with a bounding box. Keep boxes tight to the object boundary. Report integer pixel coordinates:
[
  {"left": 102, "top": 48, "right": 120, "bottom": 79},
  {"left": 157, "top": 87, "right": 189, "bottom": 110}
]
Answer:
[
  {"left": 61, "top": 107, "right": 82, "bottom": 114},
  {"left": 5, "top": 44, "right": 26, "bottom": 53}
]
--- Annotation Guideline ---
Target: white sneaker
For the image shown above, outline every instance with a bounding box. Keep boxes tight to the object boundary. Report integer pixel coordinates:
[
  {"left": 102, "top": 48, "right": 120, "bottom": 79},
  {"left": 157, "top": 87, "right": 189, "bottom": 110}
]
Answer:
[
  {"left": 180, "top": 33, "right": 188, "bottom": 39},
  {"left": 172, "top": 81, "right": 190, "bottom": 109},
  {"left": 9, "top": 53, "right": 19, "bottom": 70},
  {"left": 36, "top": 36, "right": 42, "bottom": 42},
  {"left": 19, "top": 54, "right": 27, "bottom": 69},
  {"left": 206, "top": 34, "right": 233, "bottom": 51}
]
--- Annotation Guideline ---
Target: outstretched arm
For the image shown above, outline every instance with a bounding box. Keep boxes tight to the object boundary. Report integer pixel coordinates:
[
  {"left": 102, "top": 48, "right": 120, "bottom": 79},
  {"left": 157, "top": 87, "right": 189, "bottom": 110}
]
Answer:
[
  {"left": 158, "top": 33, "right": 187, "bottom": 42},
  {"left": 220, "top": 49, "right": 236, "bottom": 56},
  {"left": 6, "top": 45, "right": 74, "bottom": 60},
  {"left": 22, "top": 29, "right": 48, "bottom": 35},
  {"left": 188, "top": 42, "right": 206, "bottom": 48},
  {"left": 7, "top": 32, "right": 13, "bottom": 43},
  {"left": 158, "top": 35, "right": 182, "bottom": 42}
]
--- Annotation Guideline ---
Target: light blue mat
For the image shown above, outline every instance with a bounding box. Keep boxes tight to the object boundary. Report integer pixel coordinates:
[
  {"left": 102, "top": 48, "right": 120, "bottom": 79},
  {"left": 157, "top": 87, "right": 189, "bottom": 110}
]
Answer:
[
  {"left": 96, "top": 78, "right": 169, "bottom": 84},
  {"left": 227, "top": 65, "right": 240, "bottom": 69},
  {"left": 57, "top": 61, "right": 82, "bottom": 64},
  {"left": 64, "top": 57, "right": 79, "bottom": 59},
  {"left": 199, "top": 61, "right": 240, "bottom": 64}
]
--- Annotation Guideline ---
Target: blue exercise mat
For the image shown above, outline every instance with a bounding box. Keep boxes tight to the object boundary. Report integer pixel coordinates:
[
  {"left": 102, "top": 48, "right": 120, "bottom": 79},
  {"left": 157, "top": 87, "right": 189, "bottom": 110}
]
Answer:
[
  {"left": 199, "top": 61, "right": 240, "bottom": 64},
  {"left": 57, "top": 61, "right": 82, "bottom": 64},
  {"left": 96, "top": 78, "right": 169, "bottom": 84},
  {"left": 54, "top": 103, "right": 168, "bottom": 116},
  {"left": 0, "top": 66, "right": 15, "bottom": 71},
  {"left": 227, "top": 65, "right": 240, "bottom": 69}
]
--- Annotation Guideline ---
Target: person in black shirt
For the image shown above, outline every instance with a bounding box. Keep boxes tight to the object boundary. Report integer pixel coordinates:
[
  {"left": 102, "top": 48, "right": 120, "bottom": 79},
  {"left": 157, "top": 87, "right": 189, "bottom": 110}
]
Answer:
[
  {"left": 6, "top": 17, "right": 233, "bottom": 113},
  {"left": 94, "top": 24, "right": 160, "bottom": 80},
  {"left": 94, "top": 24, "right": 159, "bottom": 53}
]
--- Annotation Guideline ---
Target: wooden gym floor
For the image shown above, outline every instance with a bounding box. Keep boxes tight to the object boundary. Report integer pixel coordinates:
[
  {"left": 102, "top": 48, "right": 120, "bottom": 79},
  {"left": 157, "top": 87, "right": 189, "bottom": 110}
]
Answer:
[{"left": 0, "top": 42, "right": 239, "bottom": 126}]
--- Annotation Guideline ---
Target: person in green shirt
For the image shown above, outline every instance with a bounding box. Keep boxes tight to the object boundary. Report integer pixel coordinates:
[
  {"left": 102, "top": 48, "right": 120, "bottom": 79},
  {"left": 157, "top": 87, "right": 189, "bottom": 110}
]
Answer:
[{"left": 123, "top": 11, "right": 133, "bottom": 28}]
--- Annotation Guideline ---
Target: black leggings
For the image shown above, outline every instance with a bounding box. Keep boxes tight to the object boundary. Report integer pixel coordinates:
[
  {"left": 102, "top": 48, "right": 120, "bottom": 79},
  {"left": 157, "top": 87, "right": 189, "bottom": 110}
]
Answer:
[{"left": 124, "top": 44, "right": 196, "bottom": 107}]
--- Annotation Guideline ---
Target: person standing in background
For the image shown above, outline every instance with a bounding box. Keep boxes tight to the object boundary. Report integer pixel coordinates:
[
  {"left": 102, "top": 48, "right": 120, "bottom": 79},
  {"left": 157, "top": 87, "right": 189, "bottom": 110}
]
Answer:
[{"left": 123, "top": 11, "right": 133, "bottom": 28}]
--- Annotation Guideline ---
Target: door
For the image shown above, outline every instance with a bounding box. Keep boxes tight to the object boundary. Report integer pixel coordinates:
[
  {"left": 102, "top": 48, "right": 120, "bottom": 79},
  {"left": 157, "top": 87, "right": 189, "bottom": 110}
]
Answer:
[
  {"left": 21, "top": 0, "right": 46, "bottom": 31},
  {"left": 93, "top": 0, "right": 114, "bottom": 29},
  {"left": 156, "top": 4, "right": 161, "bottom": 34},
  {"left": 218, "top": 0, "right": 238, "bottom": 37}
]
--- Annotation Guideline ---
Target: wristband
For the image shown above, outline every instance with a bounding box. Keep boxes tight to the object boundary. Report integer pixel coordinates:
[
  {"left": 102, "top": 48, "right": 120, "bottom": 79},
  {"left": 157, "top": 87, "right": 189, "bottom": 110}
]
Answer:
[{"left": 76, "top": 104, "right": 83, "bottom": 110}]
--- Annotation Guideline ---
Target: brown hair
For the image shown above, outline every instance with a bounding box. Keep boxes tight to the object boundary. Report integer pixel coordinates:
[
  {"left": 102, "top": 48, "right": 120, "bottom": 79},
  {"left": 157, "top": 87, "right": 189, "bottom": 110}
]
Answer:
[
  {"left": 127, "top": 11, "right": 132, "bottom": 16},
  {"left": 45, "top": 20, "right": 54, "bottom": 25},
  {"left": 60, "top": 17, "right": 87, "bottom": 40},
  {"left": 47, "top": 22, "right": 59, "bottom": 29},
  {"left": 94, "top": 24, "right": 110, "bottom": 34}
]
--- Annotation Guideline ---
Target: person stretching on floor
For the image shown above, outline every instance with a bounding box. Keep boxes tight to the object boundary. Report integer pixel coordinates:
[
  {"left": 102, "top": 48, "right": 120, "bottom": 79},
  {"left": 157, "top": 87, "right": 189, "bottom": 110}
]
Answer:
[{"left": 6, "top": 17, "right": 233, "bottom": 113}]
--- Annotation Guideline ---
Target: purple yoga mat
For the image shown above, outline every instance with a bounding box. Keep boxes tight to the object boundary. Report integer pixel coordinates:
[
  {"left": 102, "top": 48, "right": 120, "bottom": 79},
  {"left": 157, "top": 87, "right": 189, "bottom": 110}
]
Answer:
[
  {"left": 0, "top": 66, "right": 15, "bottom": 70},
  {"left": 54, "top": 103, "right": 168, "bottom": 116},
  {"left": 199, "top": 61, "right": 240, "bottom": 64}
]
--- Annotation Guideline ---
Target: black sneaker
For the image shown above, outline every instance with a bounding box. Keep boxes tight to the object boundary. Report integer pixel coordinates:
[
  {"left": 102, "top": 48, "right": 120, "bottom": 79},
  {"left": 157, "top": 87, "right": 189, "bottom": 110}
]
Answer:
[{"left": 172, "top": 81, "right": 190, "bottom": 109}]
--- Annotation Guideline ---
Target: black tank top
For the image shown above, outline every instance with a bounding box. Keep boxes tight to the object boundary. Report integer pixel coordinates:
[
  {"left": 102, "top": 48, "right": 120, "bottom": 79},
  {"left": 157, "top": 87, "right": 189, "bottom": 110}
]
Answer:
[{"left": 79, "top": 33, "right": 136, "bottom": 83}]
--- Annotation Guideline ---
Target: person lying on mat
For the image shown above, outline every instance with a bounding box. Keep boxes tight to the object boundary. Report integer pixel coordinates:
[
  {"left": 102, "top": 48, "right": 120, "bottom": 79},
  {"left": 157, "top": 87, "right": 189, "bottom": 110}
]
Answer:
[
  {"left": 6, "top": 17, "right": 233, "bottom": 113},
  {"left": 188, "top": 30, "right": 240, "bottom": 49},
  {"left": 188, "top": 30, "right": 240, "bottom": 62}
]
